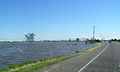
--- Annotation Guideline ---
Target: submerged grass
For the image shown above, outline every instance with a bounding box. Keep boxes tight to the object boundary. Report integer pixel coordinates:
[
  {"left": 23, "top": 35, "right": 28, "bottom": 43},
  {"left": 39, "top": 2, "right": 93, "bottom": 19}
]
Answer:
[{"left": 0, "top": 42, "right": 107, "bottom": 72}]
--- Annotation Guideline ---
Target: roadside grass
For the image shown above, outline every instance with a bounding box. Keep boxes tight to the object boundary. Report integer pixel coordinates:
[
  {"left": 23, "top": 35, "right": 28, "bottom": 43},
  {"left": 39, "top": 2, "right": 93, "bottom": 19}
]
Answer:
[
  {"left": 0, "top": 42, "right": 24, "bottom": 43},
  {"left": 0, "top": 42, "right": 107, "bottom": 72},
  {"left": 0, "top": 42, "right": 16, "bottom": 43}
]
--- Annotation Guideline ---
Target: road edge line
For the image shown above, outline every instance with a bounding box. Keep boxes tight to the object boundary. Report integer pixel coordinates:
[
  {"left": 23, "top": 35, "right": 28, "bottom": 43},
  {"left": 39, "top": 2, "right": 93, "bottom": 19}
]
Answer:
[{"left": 78, "top": 43, "right": 109, "bottom": 72}]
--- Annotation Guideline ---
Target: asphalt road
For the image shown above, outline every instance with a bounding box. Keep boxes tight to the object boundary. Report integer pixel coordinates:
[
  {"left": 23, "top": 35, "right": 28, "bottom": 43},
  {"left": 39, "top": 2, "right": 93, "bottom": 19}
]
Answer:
[{"left": 35, "top": 42, "right": 120, "bottom": 72}]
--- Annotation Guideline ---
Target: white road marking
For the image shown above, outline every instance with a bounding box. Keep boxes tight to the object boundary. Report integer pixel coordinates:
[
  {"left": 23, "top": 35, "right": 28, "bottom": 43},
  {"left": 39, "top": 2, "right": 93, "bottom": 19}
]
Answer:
[{"left": 78, "top": 43, "right": 109, "bottom": 72}]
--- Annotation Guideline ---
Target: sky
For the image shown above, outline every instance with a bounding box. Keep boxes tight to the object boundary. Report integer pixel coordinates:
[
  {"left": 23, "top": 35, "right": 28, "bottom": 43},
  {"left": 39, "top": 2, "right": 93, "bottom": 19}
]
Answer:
[{"left": 0, "top": 0, "right": 120, "bottom": 41}]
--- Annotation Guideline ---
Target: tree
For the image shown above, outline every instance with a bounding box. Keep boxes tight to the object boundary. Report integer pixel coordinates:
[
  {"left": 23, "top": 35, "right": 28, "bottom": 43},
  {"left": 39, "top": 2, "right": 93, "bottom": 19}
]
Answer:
[
  {"left": 95, "top": 39, "right": 101, "bottom": 42},
  {"left": 111, "top": 39, "right": 114, "bottom": 41},
  {"left": 114, "top": 39, "right": 117, "bottom": 41},
  {"left": 118, "top": 39, "right": 120, "bottom": 42},
  {"left": 68, "top": 38, "right": 72, "bottom": 41},
  {"left": 76, "top": 38, "right": 80, "bottom": 41},
  {"left": 25, "top": 33, "right": 35, "bottom": 45}
]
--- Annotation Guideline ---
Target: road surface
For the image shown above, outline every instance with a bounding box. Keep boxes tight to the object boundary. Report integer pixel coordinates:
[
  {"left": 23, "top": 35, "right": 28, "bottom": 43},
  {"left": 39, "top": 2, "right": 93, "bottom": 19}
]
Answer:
[{"left": 35, "top": 42, "right": 120, "bottom": 72}]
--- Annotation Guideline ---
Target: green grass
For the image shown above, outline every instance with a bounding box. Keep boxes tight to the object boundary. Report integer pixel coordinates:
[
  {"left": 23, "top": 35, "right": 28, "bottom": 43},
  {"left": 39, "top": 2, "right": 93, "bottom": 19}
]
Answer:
[
  {"left": 16, "top": 62, "right": 52, "bottom": 72},
  {"left": 0, "top": 42, "right": 107, "bottom": 72},
  {"left": 0, "top": 42, "right": 16, "bottom": 43},
  {"left": 0, "top": 41, "right": 24, "bottom": 43}
]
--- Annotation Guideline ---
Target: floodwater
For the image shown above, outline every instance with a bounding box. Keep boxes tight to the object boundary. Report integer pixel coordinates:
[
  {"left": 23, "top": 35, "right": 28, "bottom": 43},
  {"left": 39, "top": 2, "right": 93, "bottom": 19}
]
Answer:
[{"left": 0, "top": 42, "right": 100, "bottom": 68}]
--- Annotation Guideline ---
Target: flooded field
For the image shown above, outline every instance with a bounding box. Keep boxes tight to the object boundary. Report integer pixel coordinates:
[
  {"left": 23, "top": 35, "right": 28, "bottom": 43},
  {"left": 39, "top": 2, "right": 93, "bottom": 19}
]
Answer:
[{"left": 0, "top": 42, "right": 100, "bottom": 68}]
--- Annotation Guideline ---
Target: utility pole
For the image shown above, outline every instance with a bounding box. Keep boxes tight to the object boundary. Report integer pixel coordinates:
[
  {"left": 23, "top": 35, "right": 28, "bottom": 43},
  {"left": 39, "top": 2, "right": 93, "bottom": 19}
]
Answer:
[{"left": 93, "top": 26, "right": 95, "bottom": 40}]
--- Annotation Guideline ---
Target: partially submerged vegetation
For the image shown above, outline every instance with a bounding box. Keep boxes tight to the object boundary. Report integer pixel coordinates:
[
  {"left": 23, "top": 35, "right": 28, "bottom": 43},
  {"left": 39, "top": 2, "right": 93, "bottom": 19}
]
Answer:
[
  {"left": 0, "top": 42, "right": 18, "bottom": 43},
  {"left": 0, "top": 41, "right": 25, "bottom": 43},
  {"left": 0, "top": 42, "right": 106, "bottom": 72}
]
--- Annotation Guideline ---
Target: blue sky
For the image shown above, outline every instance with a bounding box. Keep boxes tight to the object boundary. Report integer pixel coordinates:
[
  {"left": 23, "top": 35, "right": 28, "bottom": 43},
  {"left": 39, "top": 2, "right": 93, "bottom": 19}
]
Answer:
[{"left": 0, "top": 0, "right": 120, "bottom": 41}]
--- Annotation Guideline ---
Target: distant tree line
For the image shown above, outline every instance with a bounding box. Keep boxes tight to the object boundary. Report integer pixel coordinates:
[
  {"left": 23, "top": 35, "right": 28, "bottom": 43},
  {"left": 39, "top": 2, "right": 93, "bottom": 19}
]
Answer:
[
  {"left": 24, "top": 33, "right": 103, "bottom": 44},
  {"left": 110, "top": 39, "right": 120, "bottom": 42},
  {"left": 85, "top": 39, "right": 102, "bottom": 44}
]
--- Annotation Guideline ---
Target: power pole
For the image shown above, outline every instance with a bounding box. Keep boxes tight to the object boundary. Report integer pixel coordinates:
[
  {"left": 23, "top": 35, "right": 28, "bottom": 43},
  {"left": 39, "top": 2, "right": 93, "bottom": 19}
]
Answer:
[{"left": 93, "top": 26, "right": 95, "bottom": 40}]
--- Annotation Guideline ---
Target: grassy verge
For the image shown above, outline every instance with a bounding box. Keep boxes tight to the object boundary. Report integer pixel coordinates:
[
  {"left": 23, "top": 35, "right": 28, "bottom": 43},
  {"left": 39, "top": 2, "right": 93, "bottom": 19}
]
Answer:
[
  {"left": 0, "top": 42, "right": 24, "bottom": 43},
  {"left": 0, "top": 42, "right": 16, "bottom": 43},
  {"left": 0, "top": 42, "right": 107, "bottom": 72}
]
